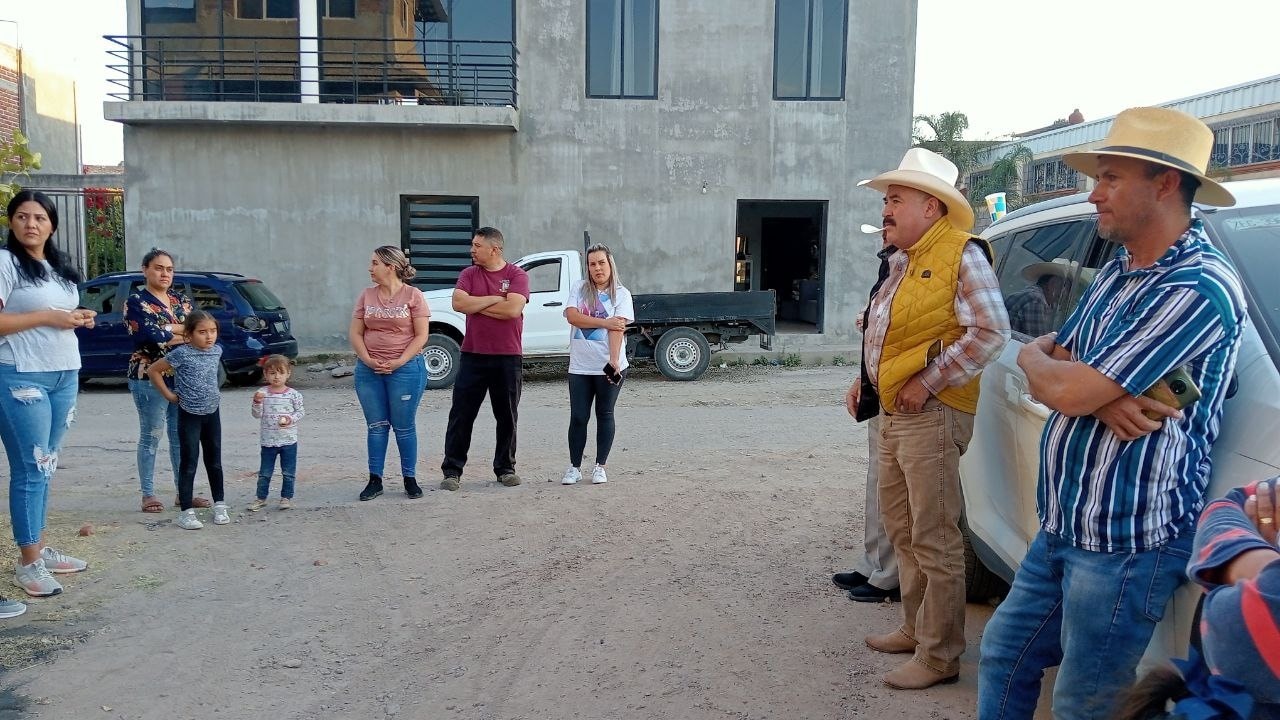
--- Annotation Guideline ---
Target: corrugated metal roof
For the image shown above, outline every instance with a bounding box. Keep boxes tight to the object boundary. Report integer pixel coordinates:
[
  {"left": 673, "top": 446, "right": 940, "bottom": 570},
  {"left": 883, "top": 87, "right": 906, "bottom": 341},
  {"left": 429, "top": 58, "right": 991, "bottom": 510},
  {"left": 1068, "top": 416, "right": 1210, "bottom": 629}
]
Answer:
[{"left": 973, "top": 74, "right": 1280, "bottom": 166}]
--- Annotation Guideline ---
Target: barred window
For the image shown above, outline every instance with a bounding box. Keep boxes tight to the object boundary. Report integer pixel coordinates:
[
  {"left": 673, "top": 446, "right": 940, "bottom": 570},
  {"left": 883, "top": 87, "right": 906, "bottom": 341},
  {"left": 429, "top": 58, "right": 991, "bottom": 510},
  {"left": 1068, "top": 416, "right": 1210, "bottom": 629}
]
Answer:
[
  {"left": 1024, "top": 158, "right": 1079, "bottom": 197},
  {"left": 1210, "top": 118, "right": 1280, "bottom": 169}
]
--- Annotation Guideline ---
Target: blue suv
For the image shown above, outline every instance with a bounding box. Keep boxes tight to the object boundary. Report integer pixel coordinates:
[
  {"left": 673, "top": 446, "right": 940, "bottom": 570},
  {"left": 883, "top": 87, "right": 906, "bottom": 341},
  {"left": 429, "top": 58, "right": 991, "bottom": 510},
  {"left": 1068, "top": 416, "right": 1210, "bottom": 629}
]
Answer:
[{"left": 76, "top": 271, "right": 298, "bottom": 385}]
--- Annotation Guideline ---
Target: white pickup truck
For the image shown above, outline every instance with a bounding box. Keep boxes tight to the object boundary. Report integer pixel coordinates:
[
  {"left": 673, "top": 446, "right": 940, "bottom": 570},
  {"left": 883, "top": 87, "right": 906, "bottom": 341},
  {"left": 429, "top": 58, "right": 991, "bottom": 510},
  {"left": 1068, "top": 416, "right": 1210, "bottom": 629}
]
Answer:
[{"left": 421, "top": 250, "right": 776, "bottom": 388}]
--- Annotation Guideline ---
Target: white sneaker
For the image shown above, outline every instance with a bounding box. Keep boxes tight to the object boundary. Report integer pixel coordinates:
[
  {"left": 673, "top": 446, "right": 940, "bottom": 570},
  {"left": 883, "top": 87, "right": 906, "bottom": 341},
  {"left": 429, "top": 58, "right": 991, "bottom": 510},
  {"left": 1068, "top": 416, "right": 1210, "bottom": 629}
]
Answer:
[
  {"left": 0, "top": 596, "right": 26, "bottom": 619},
  {"left": 13, "top": 559, "right": 62, "bottom": 597},
  {"left": 591, "top": 465, "right": 608, "bottom": 484},
  {"left": 176, "top": 509, "right": 203, "bottom": 530},
  {"left": 40, "top": 546, "right": 88, "bottom": 574},
  {"left": 211, "top": 503, "right": 230, "bottom": 525},
  {"left": 561, "top": 467, "right": 581, "bottom": 485}
]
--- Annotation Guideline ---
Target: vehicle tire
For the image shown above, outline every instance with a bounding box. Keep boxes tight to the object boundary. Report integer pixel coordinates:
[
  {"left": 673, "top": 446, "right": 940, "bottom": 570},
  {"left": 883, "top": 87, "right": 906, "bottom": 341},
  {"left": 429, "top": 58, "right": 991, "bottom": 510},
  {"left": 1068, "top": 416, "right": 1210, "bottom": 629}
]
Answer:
[
  {"left": 962, "top": 521, "right": 1009, "bottom": 603},
  {"left": 424, "top": 334, "right": 462, "bottom": 389},
  {"left": 230, "top": 368, "right": 263, "bottom": 386},
  {"left": 654, "top": 327, "right": 711, "bottom": 381}
]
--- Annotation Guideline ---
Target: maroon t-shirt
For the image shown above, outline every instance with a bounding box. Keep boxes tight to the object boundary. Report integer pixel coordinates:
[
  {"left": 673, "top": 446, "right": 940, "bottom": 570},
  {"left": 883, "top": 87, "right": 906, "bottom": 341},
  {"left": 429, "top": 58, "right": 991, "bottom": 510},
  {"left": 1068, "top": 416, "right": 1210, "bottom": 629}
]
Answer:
[{"left": 457, "top": 263, "right": 529, "bottom": 355}]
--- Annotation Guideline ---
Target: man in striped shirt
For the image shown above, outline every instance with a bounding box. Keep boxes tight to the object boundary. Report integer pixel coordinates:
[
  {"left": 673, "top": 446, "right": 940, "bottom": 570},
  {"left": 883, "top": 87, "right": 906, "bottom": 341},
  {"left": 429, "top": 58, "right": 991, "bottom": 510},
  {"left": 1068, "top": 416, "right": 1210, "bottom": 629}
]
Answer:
[
  {"left": 978, "top": 107, "right": 1247, "bottom": 720},
  {"left": 854, "top": 148, "right": 1010, "bottom": 690}
]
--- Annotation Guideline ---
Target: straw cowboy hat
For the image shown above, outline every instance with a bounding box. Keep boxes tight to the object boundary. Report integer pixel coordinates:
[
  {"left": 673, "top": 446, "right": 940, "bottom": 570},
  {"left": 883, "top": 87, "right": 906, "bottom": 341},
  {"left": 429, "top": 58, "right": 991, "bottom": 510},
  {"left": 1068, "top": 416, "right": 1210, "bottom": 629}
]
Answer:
[
  {"left": 859, "top": 148, "right": 975, "bottom": 231},
  {"left": 1020, "top": 257, "right": 1096, "bottom": 285},
  {"left": 1063, "top": 106, "right": 1234, "bottom": 207}
]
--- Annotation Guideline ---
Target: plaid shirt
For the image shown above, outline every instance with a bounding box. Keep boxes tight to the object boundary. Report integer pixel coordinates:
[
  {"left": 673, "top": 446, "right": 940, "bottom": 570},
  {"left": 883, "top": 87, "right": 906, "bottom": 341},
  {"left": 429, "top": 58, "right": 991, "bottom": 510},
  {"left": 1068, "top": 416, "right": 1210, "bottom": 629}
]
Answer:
[
  {"left": 1039, "top": 220, "right": 1245, "bottom": 552},
  {"left": 864, "top": 227, "right": 1010, "bottom": 397},
  {"left": 1005, "top": 284, "right": 1054, "bottom": 337}
]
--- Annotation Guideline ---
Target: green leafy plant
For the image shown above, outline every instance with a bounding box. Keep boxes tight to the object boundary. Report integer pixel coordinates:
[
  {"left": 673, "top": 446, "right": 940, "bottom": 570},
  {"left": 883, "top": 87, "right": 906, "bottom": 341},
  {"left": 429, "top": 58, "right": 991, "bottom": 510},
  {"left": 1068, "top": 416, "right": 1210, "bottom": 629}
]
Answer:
[
  {"left": 782, "top": 353, "right": 803, "bottom": 368},
  {"left": 751, "top": 355, "right": 770, "bottom": 366},
  {"left": 831, "top": 355, "right": 847, "bottom": 366},
  {"left": 85, "top": 189, "right": 125, "bottom": 278},
  {"left": 0, "top": 130, "right": 42, "bottom": 227}
]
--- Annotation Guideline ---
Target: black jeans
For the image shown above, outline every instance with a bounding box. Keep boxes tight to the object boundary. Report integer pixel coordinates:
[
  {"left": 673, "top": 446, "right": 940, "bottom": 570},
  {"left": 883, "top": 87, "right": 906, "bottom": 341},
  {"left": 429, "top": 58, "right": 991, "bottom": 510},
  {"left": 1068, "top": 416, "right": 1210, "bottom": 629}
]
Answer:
[
  {"left": 177, "top": 407, "right": 224, "bottom": 510},
  {"left": 567, "top": 371, "right": 625, "bottom": 467},
  {"left": 442, "top": 353, "right": 522, "bottom": 479}
]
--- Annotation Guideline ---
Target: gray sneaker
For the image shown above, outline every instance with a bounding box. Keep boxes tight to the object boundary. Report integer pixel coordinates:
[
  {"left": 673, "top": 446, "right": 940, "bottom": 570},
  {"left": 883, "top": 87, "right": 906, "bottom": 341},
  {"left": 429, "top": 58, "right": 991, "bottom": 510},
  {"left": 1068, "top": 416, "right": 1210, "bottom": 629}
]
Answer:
[
  {"left": 176, "top": 509, "right": 204, "bottom": 530},
  {"left": 440, "top": 476, "right": 461, "bottom": 491},
  {"left": 497, "top": 473, "right": 521, "bottom": 487},
  {"left": 0, "top": 595, "right": 26, "bottom": 619},
  {"left": 211, "top": 503, "right": 230, "bottom": 525},
  {"left": 14, "top": 559, "right": 62, "bottom": 597},
  {"left": 40, "top": 546, "right": 87, "bottom": 574}
]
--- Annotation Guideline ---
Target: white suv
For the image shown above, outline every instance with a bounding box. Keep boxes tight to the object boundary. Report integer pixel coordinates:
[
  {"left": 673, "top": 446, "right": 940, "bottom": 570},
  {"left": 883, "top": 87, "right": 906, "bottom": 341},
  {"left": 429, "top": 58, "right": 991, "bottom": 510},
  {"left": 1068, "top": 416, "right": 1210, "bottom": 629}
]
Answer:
[{"left": 960, "top": 177, "right": 1280, "bottom": 664}]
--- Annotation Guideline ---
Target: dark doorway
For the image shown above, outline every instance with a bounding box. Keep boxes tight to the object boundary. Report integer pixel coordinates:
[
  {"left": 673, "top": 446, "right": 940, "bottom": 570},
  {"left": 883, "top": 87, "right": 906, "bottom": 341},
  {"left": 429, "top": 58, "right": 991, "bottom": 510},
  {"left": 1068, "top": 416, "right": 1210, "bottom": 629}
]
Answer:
[{"left": 735, "top": 200, "right": 826, "bottom": 333}]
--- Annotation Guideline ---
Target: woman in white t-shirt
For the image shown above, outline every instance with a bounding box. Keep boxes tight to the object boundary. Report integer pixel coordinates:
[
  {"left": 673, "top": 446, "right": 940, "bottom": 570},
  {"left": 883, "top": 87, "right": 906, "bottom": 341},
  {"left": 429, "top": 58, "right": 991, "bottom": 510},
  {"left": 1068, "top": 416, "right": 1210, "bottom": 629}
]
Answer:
[
  {"left": 561, "top": 244, "right": 634, "bottom": 486},
  {"left": 0, "top": 191, "right": 97, "bottom": 609}
]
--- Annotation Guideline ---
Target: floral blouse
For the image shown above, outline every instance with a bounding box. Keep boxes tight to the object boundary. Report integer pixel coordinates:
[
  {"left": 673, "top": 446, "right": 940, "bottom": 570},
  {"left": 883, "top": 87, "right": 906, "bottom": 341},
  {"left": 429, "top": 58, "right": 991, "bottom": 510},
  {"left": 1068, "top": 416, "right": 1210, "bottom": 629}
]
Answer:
[{"left": 125, "top": 288, "right": 193, "bottom": 380}]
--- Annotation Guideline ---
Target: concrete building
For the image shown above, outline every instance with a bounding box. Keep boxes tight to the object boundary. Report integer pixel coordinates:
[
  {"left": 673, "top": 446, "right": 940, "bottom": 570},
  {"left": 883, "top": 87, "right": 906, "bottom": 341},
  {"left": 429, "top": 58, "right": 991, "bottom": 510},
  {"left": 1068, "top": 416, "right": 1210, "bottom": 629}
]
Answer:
[
  {"left": 108, "top": 0, "right": 917, "bottom": 351},
  {"left": 968, "top": 74, "right": 1280, "bottom": 230}
]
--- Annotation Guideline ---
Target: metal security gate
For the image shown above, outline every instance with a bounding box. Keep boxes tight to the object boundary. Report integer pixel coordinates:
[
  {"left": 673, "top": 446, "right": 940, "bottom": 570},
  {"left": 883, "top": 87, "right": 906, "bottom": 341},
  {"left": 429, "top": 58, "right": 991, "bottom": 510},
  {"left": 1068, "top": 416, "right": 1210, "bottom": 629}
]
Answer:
[
  {"left": 400, "top": 195, "right": 478, "bottom": 290},
  {"left": 15, "top": 184, "right": 125, "bottom": 280}
]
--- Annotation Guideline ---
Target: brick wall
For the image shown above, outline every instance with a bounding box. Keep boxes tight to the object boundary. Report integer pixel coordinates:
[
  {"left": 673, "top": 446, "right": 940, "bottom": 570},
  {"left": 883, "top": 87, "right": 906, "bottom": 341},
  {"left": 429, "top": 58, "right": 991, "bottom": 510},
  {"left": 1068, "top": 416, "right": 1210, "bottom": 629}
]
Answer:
[{"left": 0, "top": 44, "right": 19, "bottom": 142}]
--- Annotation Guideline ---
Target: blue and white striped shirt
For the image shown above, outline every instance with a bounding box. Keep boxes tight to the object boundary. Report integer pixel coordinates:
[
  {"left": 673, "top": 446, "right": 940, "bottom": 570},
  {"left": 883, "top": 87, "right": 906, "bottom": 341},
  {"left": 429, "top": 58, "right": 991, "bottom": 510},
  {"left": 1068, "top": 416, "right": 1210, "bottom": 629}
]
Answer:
[{"left": 1038, "top": 220, "right": 1246, "bottom": 553}]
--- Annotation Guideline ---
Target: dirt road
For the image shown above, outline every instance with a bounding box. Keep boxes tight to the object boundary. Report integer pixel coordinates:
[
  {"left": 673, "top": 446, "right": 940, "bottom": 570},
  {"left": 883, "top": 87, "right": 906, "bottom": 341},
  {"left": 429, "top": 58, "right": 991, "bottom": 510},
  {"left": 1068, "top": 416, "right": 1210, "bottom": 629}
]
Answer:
[{"left": 0, "top": 364, "right": 1001, "bottom": 720}]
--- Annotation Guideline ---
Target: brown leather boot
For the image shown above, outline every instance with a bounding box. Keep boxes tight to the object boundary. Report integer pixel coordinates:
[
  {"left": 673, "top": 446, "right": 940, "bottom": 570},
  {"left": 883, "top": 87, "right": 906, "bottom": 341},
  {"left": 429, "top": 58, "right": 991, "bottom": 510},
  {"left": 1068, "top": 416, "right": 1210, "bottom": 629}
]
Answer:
[
  {"left": 864, "top": 629, "right": 917, "bottom": 654},
  {"left": 883, "top": 659, "right": 959, "bottom": 690}
]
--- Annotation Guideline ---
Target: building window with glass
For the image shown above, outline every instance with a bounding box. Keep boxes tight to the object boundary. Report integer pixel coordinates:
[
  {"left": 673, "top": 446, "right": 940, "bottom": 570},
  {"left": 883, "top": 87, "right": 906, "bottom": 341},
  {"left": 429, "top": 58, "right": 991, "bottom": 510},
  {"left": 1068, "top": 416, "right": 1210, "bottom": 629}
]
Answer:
[
  {"left": 1211, "top": 119, "right": 1279, "bottom": 169},
  {"left": 237, "top": 0, "right": 299, "bottom": 20},
  {"left": 774, "top": 0, "right": 848, "bottom": 100},
  {"left": 1024, "top": 157, "right": 1079, "bottom": 197},
  {"left": 586, "top": 0, "right": 659, "bottom": 99},
  {"left": 142, "top": 0, "right": 197, "bottom": 24},
  {"left": 322, "top": 0, "right": 356, "bottom": 18}
]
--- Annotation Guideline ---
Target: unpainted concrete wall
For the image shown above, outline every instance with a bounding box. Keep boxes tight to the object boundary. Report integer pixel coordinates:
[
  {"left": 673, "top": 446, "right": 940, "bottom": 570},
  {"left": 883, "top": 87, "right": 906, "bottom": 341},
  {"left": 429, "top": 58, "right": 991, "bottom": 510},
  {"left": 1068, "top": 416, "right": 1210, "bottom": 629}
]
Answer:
[{"left": 121, "top": 0, "right": 917, "bottom": 351}]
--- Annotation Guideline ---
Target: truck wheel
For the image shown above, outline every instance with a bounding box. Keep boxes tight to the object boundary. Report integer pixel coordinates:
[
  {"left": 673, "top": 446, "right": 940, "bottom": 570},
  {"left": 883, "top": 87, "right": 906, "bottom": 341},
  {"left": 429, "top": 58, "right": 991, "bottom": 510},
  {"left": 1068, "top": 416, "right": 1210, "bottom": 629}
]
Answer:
[
  {"left": 962, "top": 521, "right": 1009, "bottom": 603},
  {"left": 424, "top": 334, "right": 461, "bottom": 389},
  {"left": 654, "top": 327, "right": 711, "bottom": 381}
]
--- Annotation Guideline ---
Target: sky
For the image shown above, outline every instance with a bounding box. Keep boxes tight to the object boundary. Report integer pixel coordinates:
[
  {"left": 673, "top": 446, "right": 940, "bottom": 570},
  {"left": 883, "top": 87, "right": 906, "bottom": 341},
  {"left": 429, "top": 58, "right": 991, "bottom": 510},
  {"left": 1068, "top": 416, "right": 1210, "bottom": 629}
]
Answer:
[{"left": 1, "top": 0, "right": 1277, "bottom": 165}]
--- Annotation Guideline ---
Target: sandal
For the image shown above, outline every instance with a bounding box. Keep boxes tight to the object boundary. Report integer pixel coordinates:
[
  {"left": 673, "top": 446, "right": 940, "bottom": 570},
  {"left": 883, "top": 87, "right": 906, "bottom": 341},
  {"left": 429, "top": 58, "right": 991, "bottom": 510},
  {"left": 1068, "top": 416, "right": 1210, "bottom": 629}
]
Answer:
[
  {"left": 174, "top": 495, "right": 213, "bottom": 509},
  {"left": 141, "top": 496, "right": 165, "bottom": 513}
]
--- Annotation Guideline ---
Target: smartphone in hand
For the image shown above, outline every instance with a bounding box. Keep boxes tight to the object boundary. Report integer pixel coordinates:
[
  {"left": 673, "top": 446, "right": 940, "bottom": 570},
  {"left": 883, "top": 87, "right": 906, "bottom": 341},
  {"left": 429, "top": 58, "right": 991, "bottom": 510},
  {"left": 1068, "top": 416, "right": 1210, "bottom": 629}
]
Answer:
[
  {"left": 603, "top": 362, "right": 622, "bottom": 385},
  {"left": 1141, "top": 366, "right": 1201, "bottom": 420}
]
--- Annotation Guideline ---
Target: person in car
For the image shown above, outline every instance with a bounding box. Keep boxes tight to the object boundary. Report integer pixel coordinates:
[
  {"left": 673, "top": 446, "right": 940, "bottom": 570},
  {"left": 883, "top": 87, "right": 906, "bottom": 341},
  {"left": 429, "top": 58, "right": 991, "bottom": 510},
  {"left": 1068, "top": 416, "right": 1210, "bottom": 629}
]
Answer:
[
  {"left": 1004, "top": 258, "right": 1076, "bottom": 337},
  {"left": 349, "top": 245, "right": 430, "bottom": 502},
  {"left": 560, "top": 243, "right": 633, "bottom": 487},
  {"left": 0, "top": 190, "right": 95, "bottom": 599},
  {"left": 440, "top": 227, "right": 529, "bottom": 491},
  {"left": 124, "top": 248, "right": 199, "bottom": 513},
  {"left": 1115, "top": 478, "right": 1280, "bottom": 720},
  {"left": 854, "top": 148, "right": 1010, "bottom": 690},
  {"left": 978, "top": 107, "right": 1247, "bottom": 720}
]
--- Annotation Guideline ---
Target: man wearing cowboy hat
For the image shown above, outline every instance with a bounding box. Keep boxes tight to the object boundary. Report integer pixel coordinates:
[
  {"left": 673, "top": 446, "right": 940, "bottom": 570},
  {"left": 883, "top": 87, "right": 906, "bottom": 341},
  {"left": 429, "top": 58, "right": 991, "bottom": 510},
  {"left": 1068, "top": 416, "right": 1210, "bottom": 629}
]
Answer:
[
  {"left": 978, "top": 107, "right": 1247, "bottom": 720},
  {"left": 852, "top": 147, "right": 1009, "bottom": 690},
  {"left": 1004, "top": 258, "right": 1080, "bottom": 337}
]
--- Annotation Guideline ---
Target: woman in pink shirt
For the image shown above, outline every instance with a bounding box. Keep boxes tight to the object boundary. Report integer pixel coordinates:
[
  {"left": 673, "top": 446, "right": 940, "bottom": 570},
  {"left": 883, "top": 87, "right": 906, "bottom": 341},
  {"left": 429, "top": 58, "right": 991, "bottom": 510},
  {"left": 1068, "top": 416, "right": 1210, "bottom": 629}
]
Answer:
[{"left": 349, "top": 246, "right": 430, "bottom": 501}]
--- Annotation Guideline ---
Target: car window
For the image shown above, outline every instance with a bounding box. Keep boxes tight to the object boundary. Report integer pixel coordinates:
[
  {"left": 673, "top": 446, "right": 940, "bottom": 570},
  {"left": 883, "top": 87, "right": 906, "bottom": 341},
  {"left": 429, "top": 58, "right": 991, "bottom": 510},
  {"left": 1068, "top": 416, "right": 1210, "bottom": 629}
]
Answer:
[
  {"left": 234, "top": 280, "right": 284, "bottom": 311},
  {"left": 996, "top": 220, "right": 1094, "bottom": 338},
  {"left": 185, "top": 283, "right": 227, "bottom": 311},
  {"left": 79, "top": 282, "right": 121, "bottom": 315},
  {"left": 525, "top": 259, "right": 561, "bottom": 294}
]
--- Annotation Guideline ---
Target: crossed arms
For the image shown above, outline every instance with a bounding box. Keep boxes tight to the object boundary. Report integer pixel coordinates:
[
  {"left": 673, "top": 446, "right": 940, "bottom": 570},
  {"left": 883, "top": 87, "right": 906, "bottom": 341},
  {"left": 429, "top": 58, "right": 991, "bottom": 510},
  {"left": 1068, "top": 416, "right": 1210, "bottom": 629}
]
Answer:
[{"left": 452, "top": 288, "right": 527, "bottom": 319}]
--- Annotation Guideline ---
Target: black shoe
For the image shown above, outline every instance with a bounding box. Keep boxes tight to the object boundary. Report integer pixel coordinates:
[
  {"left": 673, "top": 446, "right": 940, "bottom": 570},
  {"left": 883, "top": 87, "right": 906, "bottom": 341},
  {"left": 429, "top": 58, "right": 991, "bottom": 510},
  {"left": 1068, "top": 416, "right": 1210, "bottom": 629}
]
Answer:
[
  {"left": 404, "top": 476, "right": 423, "bottom": 499},
  {"left": 847, "top": 582, "right": 901, "bottom": 603},
  {"left": 359, "top": 475, "right": 383, "bottom": 501},
  {"left": 832, "top": 570, "right": 869, "bottom": 591}
]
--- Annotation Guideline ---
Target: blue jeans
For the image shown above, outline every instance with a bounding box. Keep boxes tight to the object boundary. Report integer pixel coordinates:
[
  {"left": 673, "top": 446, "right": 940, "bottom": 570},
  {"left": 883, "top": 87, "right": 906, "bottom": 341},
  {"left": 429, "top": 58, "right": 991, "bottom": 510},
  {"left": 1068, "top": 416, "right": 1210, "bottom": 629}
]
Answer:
[
  {"left": 977, "top": 529, "right": 1195, "bottom": 720},
  {"left": 129, "top": 377, "right": 179, "bottom": 498},
  {"left": 257, "top": 443, "right": 298, "bottom": 500},
  {"left": 354, "top": 356, "right": 425, "bottom": 478},
  {"left": 0, "top": 365, "right": 78, "bottom": 548}
]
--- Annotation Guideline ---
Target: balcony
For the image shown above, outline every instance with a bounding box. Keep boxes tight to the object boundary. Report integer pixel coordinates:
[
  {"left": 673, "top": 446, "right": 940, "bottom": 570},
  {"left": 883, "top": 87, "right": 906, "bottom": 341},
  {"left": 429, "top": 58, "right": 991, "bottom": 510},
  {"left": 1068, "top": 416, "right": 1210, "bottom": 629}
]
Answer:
[{"left": 103, "top": 34, "right": 519, "bottom": 131}]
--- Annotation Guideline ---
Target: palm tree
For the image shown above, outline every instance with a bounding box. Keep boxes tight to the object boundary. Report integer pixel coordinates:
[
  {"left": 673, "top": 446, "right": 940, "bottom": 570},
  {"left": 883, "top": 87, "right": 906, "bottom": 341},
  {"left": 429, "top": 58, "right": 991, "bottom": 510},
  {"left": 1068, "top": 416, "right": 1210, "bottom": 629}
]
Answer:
[
  {"left": 912, "top": 112, "right": 978, "bottom": 182},
  {"left": 972, "top": 145, "right": 1035, "bottom": 210}
]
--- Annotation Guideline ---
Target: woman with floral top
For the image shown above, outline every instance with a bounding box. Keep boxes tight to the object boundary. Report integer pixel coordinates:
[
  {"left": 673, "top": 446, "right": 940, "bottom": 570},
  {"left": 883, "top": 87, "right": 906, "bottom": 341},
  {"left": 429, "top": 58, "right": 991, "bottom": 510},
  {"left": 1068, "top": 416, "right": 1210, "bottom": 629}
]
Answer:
[{"left": 124, "top": 248, "right": 201, "bottom": 513}]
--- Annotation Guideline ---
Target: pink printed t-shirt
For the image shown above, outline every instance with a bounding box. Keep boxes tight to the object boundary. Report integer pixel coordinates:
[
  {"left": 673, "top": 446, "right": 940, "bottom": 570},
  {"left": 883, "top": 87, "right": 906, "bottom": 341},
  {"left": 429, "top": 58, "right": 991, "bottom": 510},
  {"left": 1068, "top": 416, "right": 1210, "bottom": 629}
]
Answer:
[
  {"left": 457, "top": 263, "right": 529, "bottom": 355},
  {"left": 353, "top": 284, "right": 429, "bottom": 362}
]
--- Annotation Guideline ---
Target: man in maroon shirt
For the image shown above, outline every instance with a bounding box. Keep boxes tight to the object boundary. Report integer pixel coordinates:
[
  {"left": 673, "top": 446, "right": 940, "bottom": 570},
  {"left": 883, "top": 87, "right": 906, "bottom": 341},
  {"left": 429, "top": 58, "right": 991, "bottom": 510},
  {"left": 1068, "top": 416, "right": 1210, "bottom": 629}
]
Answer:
[{"left": 440, "top": 227, "right": 530, "bottom": 490}]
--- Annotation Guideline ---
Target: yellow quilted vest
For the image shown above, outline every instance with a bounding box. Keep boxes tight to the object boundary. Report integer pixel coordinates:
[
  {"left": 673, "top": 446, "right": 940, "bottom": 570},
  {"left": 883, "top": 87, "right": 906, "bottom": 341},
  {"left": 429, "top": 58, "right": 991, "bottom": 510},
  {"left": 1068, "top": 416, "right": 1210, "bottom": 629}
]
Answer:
[{"left": 877, "top": 219, "right": 991, "bottom": 415}]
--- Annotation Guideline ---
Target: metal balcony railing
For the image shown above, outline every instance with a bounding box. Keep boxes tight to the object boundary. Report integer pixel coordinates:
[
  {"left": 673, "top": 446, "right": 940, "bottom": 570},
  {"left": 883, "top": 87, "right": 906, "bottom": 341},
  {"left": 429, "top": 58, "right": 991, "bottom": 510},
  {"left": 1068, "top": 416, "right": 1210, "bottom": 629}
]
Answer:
[{"left": 105, "top": 35, "right": 518, "bottom": 107}]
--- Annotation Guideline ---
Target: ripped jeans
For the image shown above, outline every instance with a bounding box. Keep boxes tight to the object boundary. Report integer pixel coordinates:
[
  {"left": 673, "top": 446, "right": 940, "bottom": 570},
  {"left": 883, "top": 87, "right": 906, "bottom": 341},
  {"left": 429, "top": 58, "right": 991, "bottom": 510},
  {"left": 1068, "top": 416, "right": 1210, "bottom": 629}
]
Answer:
[
  {"left": 0, "top": 364, "right": 78, "bottom": 548},
  {"left": 353, "top": 356, "right": 425, "bottom": 479}
]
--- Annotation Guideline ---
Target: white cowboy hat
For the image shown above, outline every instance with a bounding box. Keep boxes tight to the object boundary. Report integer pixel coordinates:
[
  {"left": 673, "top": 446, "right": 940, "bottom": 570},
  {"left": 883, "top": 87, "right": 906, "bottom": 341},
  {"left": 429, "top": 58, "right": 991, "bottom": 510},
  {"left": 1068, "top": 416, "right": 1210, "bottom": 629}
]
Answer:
[
  {"left": 859, "top": 148, "right": 975, "bottom": 232},
  {"left": 1063, "top": 107, "right": 1234, "bottom": 207},
  {"left": 1021, "top": 257, "right": 1097, "bottom": 285}
]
